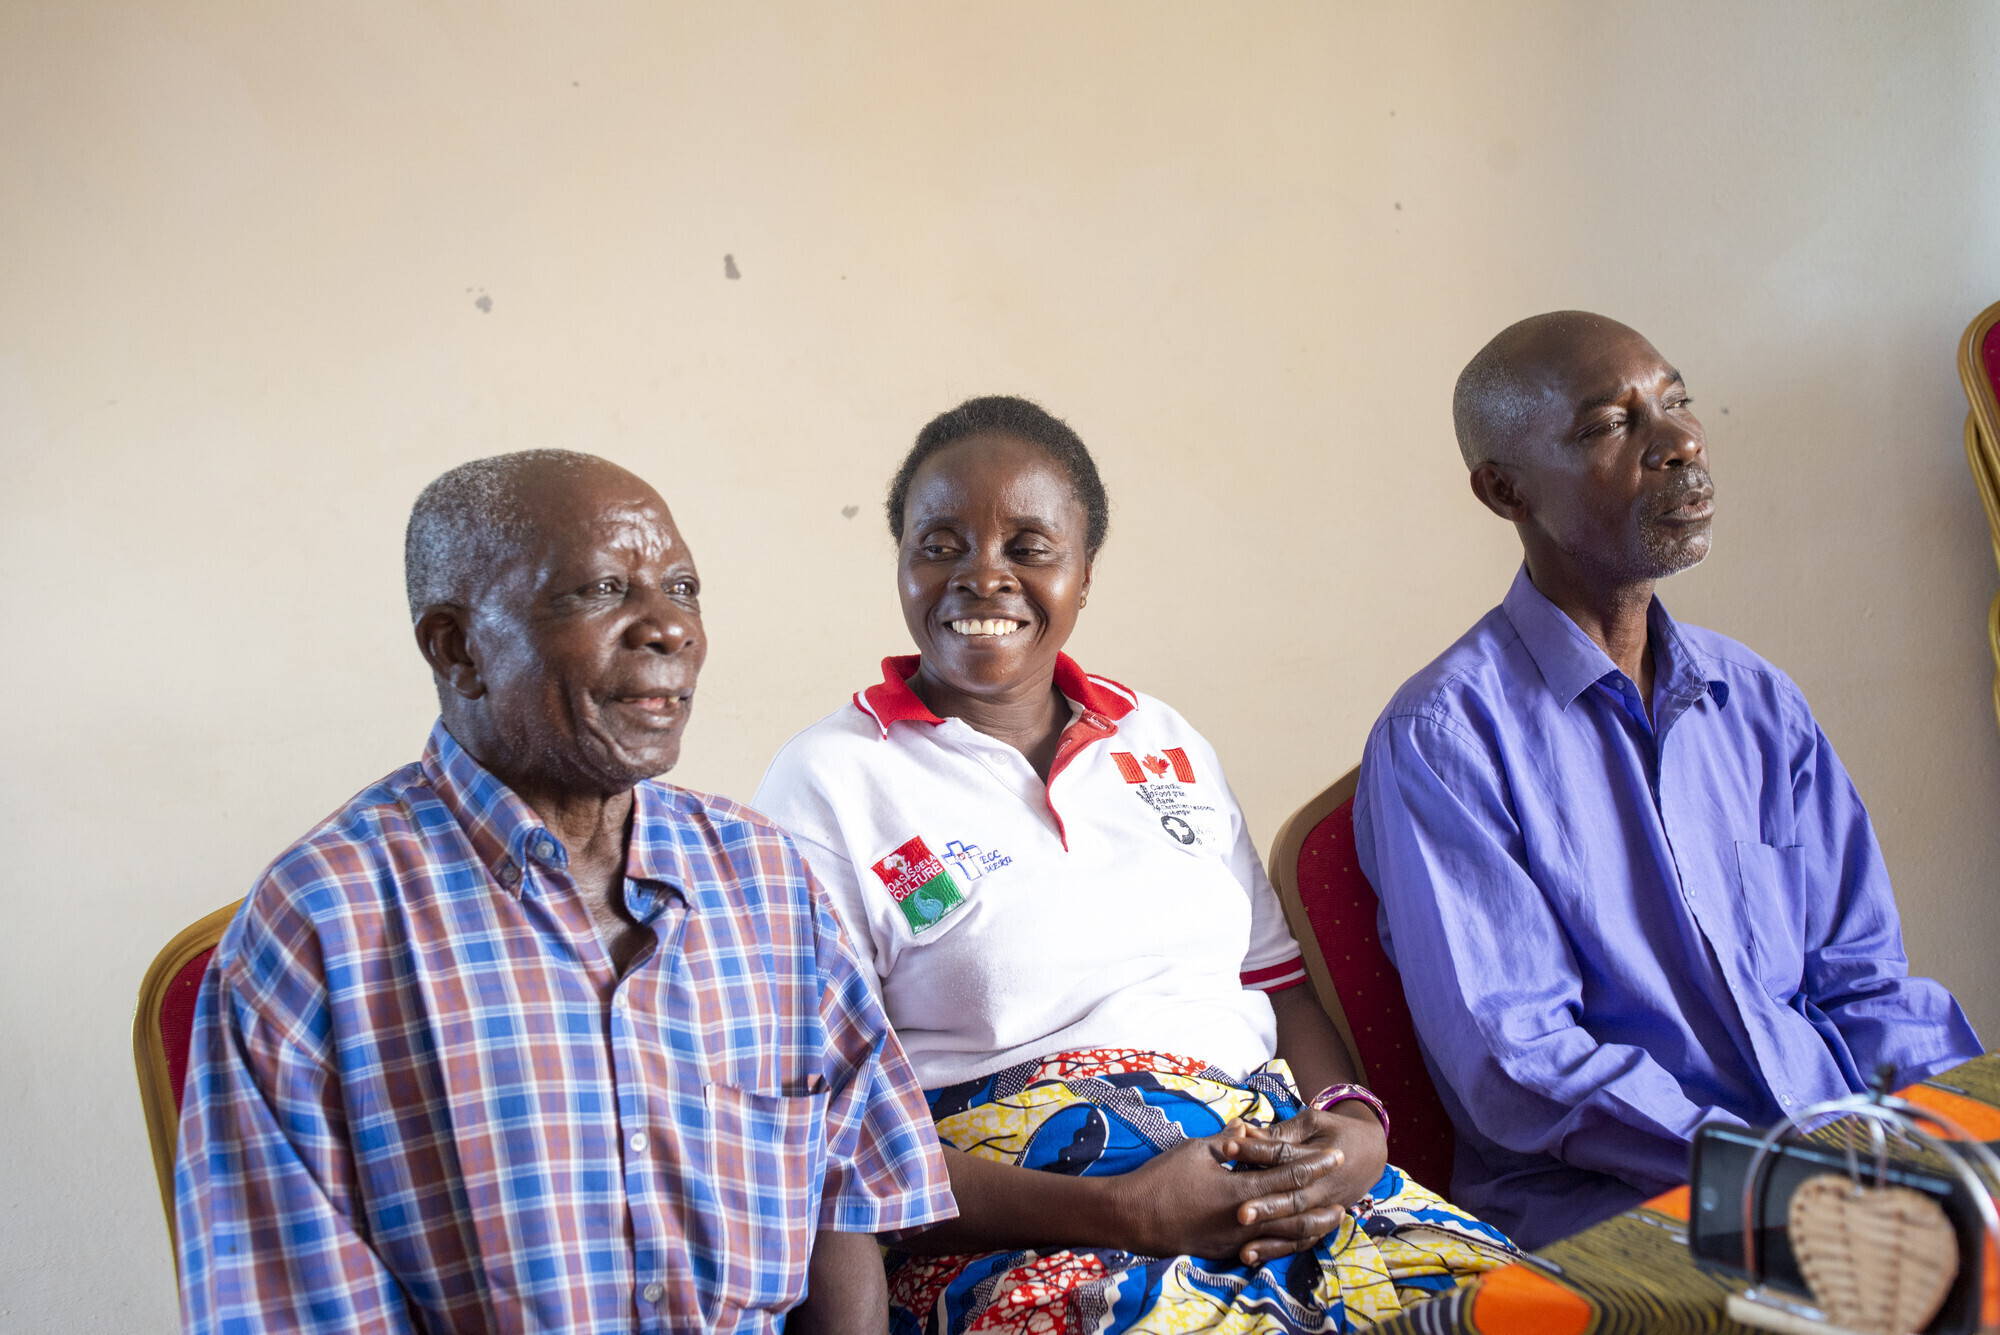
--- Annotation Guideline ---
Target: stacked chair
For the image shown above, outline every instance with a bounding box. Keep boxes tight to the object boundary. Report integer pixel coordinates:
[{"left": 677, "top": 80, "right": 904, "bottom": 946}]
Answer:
[{"left": 1961, "top": 298, "right": 2000, "bottom": 737}]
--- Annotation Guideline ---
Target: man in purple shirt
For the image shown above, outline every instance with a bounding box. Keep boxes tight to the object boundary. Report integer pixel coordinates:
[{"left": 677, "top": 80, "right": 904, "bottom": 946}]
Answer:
[{"left": 1354, "top": 311, "right": 1981, "bottom": 1249}]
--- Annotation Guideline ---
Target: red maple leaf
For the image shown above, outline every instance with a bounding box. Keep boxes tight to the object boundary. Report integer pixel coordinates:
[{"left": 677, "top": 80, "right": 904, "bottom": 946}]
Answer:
[{"left": 1142, "top": 754, "right": 1171, "bottom": 778}]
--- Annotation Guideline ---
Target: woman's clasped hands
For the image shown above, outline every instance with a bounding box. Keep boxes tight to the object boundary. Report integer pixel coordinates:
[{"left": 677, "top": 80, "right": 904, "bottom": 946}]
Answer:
[{"left": 1108, "top": 1102, "right": 1391, "bottom": 1267}]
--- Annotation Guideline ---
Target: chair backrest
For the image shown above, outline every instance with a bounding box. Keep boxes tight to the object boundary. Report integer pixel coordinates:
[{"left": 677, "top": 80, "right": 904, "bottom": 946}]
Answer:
[
  {"left": 1267, "top": 765, "right": 1457, "bottom": 1194},
  {"left": 133, "top": 899, "right": 242, "bottom": 1253},
  {"left": 1960, "top": 300, "right": 2000, "bottom": 737},
  {"left": 1963, "top": 299, "right": 2000, "bottom": 452}
]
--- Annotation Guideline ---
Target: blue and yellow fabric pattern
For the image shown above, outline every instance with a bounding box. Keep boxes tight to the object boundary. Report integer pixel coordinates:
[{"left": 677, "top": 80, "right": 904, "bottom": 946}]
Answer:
[{"left": 886, "top": 1049, "right": 1516, "bottom": 1335}]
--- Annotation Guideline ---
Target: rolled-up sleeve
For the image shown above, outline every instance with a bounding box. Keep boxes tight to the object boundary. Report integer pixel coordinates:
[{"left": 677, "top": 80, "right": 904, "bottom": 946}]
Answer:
[
  {"left": 1356, "top": 715, "right": 1741, "bottom": 1198},
  {"left": 807, "top": 871, "right": 958, "bottom": 1235}
]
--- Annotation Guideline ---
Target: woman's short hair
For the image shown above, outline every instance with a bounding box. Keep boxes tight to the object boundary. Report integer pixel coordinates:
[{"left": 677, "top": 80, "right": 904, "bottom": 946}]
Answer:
[{"left": 885, "top": 395, "right": 1111, "bottom": 556}]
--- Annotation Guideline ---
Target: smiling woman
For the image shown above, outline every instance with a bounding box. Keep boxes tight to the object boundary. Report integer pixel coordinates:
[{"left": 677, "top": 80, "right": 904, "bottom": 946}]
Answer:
[
  {"left": 753, "top": 397, "right": 1518, "bottom": 1335},
  {"left": 895, "top": 424, "right": 1096, "bottom": 779}
]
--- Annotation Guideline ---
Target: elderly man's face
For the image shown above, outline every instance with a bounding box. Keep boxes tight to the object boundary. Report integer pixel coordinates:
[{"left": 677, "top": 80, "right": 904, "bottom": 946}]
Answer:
[
  {"left": 466, "top": 467, "right": 706, "bottom": 797},
  {"left": 1504, "top": 324, "right": 1714, "bottom": 582}
]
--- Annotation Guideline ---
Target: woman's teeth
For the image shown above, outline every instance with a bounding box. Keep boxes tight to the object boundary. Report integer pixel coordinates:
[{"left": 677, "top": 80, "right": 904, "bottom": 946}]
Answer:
[{"left": 950, "top": 618, "right": 1023, "bottom": 637}]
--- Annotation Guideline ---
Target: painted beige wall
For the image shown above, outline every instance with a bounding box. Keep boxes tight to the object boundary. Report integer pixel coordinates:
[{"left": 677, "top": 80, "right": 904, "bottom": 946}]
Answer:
[{"left": 3, "top": 2, "right": 1997, "bottom": 1326}]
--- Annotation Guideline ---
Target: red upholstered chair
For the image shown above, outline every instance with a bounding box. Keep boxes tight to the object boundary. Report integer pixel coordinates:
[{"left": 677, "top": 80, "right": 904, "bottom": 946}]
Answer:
[
  {"left": 133, "top": 899, "right": 241, "bottom": 1253},
  {"left": 1267, "top": 765, "right": 1457, "bottom": 1195},
  {"left": 1958, "top": 298, "right": 2000, "bottom": 736}
]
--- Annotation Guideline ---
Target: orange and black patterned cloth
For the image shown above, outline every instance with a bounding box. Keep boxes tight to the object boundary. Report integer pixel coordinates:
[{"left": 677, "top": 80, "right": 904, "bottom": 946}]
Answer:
[{"left": 1370, "top": 1054, "right": 2000, "bottom": 1335}]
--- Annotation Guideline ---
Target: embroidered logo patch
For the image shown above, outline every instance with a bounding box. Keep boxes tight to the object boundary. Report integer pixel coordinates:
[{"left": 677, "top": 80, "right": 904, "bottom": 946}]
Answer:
[
  {"left": 941, "top": 839, "right": 1013, "bottom": 882},
  {"left": 1111, "top": 748, "right": 1196, "bottom": 784},
  {"left": 871, "top": 836, "right": 967, "bottom": 934},
  {"left": 1110, "top": 746, "right": 1220, "bottom": 848}
]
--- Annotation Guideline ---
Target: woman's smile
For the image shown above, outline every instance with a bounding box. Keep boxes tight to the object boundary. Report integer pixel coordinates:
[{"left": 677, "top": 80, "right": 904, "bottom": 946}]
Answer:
[{"left": 948, "top": 618, "right": 1026, "bottom": 638}]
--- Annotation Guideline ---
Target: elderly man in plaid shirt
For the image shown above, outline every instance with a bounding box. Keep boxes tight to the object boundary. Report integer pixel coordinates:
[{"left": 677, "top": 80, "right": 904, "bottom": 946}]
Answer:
[{"left": 174, "top": 450, "right": 957, "bottom": 1334}]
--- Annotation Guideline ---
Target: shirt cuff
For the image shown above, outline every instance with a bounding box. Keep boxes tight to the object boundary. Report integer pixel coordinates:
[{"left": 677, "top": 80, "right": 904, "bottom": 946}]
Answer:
[
  {"left": 821, "top": 1184, "right": 959, "bottom": 1237},
  {"left": 1241, "top": 955, "right": 1308, "bottom": 993}
]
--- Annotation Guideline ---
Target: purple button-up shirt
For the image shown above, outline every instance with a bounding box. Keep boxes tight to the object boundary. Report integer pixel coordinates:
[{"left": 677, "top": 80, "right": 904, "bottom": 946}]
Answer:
[{"left": 1354, "top": 567, "right": 1980, "bottom": 1249}]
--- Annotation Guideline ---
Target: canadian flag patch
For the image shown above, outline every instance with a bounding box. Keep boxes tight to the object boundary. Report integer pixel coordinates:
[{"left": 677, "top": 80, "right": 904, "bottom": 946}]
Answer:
[
  {"left": 870, "top": 836, "right": 966, "bottom": 934},
  {"left": 1110, "top": 747, "right": 1195, "bottom": 784}
]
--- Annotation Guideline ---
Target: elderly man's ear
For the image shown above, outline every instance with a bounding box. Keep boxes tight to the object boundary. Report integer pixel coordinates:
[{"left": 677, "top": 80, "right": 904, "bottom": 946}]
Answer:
[
  {"left": 1468, "top": 463, "right": 1533, "bottom": 524},
  {"left": 415, "top": 606, "right": 488, "bottom": 700}
]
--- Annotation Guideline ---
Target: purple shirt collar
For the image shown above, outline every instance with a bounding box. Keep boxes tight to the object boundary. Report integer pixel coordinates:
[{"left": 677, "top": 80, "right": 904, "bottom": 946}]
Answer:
[{"left": 1499, "top": 563, "right": 1730, "bottom": 719}]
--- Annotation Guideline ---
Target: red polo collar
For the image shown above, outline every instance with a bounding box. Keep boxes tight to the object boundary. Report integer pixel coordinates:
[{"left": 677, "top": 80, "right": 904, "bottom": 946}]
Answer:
[
  {"left": 852, "top": 653, "right": 1138, "bottom": 851},
  {"left": 852, "top": 653, "right": 1137, "bottom": 738}
]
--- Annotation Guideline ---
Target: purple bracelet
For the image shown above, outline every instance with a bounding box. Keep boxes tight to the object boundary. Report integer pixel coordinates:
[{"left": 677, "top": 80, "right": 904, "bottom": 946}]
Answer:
[{"left": 1308, "top": 1082, "right": 1391, "bottom": 1139}]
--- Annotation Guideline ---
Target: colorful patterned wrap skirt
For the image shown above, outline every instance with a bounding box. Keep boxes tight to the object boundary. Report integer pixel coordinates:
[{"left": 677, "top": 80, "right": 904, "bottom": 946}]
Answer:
[{"left": 886, "top": 1049, "right": 1516, "bottom": 1335}]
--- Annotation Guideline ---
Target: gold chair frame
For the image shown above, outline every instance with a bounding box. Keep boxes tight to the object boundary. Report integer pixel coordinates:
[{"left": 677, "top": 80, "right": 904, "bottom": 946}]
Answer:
[
  {"left": 1265, "top": 763, "right": 1366, "bottom": 1079},
  {"left": 1959, "top": 299, "right": 2000, "bottom": 735},
  {"left": 132, "top": 899, "right": 242, "bottom": 1255}
]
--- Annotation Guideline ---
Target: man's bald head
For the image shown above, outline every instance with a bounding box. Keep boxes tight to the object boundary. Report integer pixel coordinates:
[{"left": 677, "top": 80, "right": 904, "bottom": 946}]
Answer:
[
  {"left": 404, "top": 449, "right": 630, "bottom": 618},
  {"left": 1455, "top": 310, "right": 1713, "bottom": 594},
  {"left": 1453, "top": 311, "right": 1647, "bottom": 469}
]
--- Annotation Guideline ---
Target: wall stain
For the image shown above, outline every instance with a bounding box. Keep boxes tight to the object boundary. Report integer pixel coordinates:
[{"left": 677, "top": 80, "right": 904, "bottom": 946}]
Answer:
[
  {"left": 841, "top": 505, "right": 859, "bottom": 519},
  {"left": 724, "top": 254, "right": 741, "bottom": 280}
]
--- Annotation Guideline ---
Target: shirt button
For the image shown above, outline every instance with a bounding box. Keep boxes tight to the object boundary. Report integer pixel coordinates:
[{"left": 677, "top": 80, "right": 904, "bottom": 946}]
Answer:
[
  {"left": 641, "top": 1281, "right": 665, "bottom": 1304},
  {"left": 628, "top": 1131, "right": 649, "bottom": 1153},
  {"left": 534, "top": 838, "right": 558, "bottom": 862},
  {"left": 497, "top": 861, "right": 520, "bottom": 885}
]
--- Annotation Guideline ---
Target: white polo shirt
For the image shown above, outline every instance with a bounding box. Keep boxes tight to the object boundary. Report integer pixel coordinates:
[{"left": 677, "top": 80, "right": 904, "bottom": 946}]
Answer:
[{"left": 752, "top": 653, "right": 1306, "bottom": 1090}]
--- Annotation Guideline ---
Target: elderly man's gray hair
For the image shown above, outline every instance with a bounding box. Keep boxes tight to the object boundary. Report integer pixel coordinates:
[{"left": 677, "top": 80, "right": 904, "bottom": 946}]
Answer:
[{"left": 404, "top": 449, "right": 603, "bottom": 617}]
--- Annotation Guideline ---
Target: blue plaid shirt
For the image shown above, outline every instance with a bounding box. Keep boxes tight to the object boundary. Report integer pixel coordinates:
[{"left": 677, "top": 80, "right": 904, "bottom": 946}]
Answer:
[{"left": 175, "top": 721, "right": 955, "bottom": 1334}]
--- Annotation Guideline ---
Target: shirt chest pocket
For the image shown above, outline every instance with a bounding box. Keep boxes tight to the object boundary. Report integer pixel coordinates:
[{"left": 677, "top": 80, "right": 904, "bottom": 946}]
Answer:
[
  {"left": 697, "top": 1082, "right": 829, "bottom": 1315},
  {"left": 1735, "top": 840, "right": 1807, "bottom": 998}
]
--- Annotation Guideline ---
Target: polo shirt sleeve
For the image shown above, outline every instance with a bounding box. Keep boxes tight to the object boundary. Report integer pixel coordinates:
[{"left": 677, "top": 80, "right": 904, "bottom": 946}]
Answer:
[
  {"left": 1355, "top": 711, "right": 1742, "bottom": 1198},
  {"left": 805, "top": 863, "right": 958, "bottom": 1235},
  {"left": 176, "top": 896, "right": 418, "bottom": 1335},
  {"left": 1197, "top": 736, "right": 1305, "bottom": 992},
  {"left": 783, "top": 827, "right": 893, "bottom": 1006},
  {"left": 753, "top": 755, "right": 898, "bottom": 1000}
]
